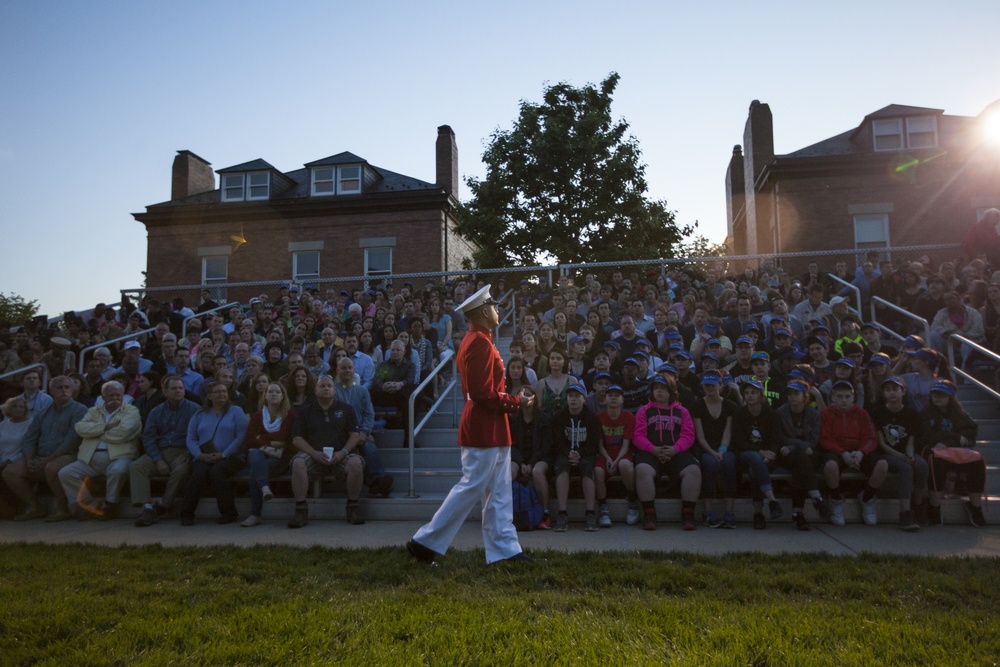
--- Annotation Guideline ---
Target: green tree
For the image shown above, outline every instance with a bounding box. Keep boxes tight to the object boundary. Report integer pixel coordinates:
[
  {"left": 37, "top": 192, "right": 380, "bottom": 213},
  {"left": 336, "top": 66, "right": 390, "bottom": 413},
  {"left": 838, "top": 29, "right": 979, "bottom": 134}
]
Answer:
[
  {"left": 455, "top": 72, "right": 693, "bottom": 269},
  {"left": 0, "top": 292, "right": 39, "bottom": 325}
]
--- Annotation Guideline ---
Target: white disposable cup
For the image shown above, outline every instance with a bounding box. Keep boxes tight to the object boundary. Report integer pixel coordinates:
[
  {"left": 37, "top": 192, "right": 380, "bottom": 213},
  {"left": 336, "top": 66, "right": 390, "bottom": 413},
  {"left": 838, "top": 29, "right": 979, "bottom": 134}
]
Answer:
[{"left": 323, "top": 447, "right": 335, "bottom": 459}]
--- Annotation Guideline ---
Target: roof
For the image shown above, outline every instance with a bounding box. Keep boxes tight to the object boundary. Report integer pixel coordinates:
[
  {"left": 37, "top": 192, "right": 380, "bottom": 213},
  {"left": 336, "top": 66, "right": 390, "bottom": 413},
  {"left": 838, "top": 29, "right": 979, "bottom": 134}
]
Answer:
[
  {"left": 146, "top": 153, "right": 440, "bottom": 208},
  {"left": 863, "top": 104, "right": 945, "bottom": 120},
  {"left": 304, "top": 152, "right": 368, "bottom": 168},
  {"left": 217, "top": 158, "right": 278, "bottom": 173}
]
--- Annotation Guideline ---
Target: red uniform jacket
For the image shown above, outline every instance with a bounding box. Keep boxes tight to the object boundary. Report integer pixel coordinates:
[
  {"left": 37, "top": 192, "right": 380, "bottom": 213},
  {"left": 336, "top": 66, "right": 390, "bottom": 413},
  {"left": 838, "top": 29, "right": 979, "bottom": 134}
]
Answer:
[{"left": 457, "top": 323, "right": 521, "bottom": 448}]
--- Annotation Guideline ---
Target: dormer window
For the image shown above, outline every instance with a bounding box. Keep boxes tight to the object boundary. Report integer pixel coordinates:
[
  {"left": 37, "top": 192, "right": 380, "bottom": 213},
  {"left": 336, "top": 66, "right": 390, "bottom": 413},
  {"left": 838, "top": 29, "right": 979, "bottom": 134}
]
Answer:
[
  {"left": 311, "top": 165, "right": 363, "bottom": 196},
  {"left": 221, "top": 171, "right": 270, "bottom": 201},
  {"left": 873, "top": 116, "right": 938, "bottom": 151}
]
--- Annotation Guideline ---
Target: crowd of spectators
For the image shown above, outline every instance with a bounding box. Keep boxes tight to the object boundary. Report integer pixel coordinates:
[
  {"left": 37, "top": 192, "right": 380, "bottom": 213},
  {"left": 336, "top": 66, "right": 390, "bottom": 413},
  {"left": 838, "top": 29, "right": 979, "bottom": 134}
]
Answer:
[{"left": 0, "top": 226, "right": 996, "bottom": 530}]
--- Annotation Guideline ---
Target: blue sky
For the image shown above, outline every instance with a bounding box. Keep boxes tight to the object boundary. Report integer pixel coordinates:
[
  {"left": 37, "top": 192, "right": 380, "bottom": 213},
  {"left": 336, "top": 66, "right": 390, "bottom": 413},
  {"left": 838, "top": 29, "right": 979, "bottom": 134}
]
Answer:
[{"left": 1, "top": 0, "right": 997, "bottom": 317}]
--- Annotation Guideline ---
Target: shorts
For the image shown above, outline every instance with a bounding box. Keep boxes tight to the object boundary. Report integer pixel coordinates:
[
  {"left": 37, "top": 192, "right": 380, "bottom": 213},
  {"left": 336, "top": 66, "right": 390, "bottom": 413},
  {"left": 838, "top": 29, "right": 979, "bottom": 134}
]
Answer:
[
  {"left": 634, "top": 448, "right": 698, "bottom": 479},
  {"left": 820, "top": 450, "right": 883, "bottom": 477},
  {"left": 293, "top": 451, "right": 365, "bottom": 479},
  {"left": 595, "top": 444, "right": 633, "bottom": 472},
  {"left": 554, "top": 455, "right": 596, "bottom": 479}
]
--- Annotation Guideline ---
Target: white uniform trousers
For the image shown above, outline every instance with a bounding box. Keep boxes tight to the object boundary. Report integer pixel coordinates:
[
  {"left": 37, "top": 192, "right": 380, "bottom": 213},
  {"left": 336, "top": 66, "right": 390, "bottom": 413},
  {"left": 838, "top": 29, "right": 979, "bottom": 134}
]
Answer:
[{"left": 413, "top": 445, "right": 522, "bottom": 564}]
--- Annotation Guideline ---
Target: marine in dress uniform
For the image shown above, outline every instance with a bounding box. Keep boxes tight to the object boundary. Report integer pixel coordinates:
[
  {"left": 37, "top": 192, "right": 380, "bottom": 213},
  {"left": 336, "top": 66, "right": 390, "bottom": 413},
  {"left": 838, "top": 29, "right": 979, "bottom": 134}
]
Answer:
[{"left": 407, "top": 285, "right": 534, "bottom": 564}]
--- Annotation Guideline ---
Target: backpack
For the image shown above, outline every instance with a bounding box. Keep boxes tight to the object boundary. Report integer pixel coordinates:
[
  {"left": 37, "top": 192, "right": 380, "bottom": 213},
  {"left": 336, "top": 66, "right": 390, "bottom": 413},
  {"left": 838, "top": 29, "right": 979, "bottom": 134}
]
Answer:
[{"left": 512, "top": 479, "right": 544, "bottom": 531}]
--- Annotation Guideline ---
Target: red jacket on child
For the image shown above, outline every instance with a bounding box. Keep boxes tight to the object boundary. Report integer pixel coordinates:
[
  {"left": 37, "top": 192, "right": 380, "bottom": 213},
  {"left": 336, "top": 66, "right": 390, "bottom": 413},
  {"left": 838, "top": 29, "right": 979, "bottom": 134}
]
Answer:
[{"left": 819, "top": 404, "right": 876, "bottom": 454}]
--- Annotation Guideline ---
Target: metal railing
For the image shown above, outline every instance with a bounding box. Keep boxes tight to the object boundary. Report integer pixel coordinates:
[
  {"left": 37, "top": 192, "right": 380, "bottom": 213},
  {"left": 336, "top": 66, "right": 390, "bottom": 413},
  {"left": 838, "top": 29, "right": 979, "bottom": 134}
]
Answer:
[
  {"left": 493, "top": 288, "right": 516, "bottom": 339},
  {"left": 947, "top": 335, "right": 1000, "bottom": 402},
  {"left": 0, "top": 362, "right": 50, "bottom": 392},
  {"left": 182, "top": 302, "right": 241, "bottom": 337},
  {"left": 77, "top": 327, "right": 158, "bottom": 374},
  {"left": 870, "top": 297, "right": 931, "bottom": 345},
  {"left": 826, "top": 273, "right": 863, "bottom": 319},
  {"left": 406, "top": 351, "right": 459, "bottom": 498}
]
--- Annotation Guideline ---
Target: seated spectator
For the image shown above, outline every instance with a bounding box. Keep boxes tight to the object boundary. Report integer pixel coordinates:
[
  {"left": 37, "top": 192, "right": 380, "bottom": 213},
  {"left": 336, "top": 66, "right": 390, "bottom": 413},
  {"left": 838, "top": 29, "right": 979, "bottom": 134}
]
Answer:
[
  {"left": 18, "top": 368, "right": 53, "bottom": 420},
  {"left": 505, "top": 355, "right": 536, "bottom": 396},
  {"left": 172, "top": 346, "right": 204, "bottom": 394},
  {"left": 59, "top": 381, "right": 141, "bottom": 519},
  {"left": 774, "top": 380, "right": 827, "bottom": 530},
  {"left": 819, "top": 357, "right": 864, "bottom": 407},
  {"left": 343, "top": 333, "right": 375, "bottom": 392},
  {"left": 929, "top": 291, "right": 985, "bottom": 366},
  {"left": 595, "top": 384, "right": 637, "bottom": 527},
  {"left": 0, "top": 397, "right": 31, "bottom": 475},
  {"left": 288, "top": 375, "right": 366, "bottom": 527},
  {"left": 331, "top": 356, "right": 393, "bottom": 498},
  {"left": 791, "top": 284, "right": 831, "bottom": 326},
  {"left": 3, "top": 376, "right": 87, "bottom": 521},
  {"left": 261, "top": 342, "right": 288, "bottom": 382},
  {"left": 303, "top": 343, "right": 330, "bottom": 378},
  {"left": 241, "top": 382, "right": 297, "bottom": 527},
  {"left": 179, "top": 381, "right": 249, "bottom": 526},
  {"left": 632, "top": 375, "right": 700, "bottom": 531},
  {"left": 819, "top": 380, "right": 885, "bottom": 527},
  {"left": 509, "top": 383, "right": 552, "bottom": 528},
  {"left": 550, "top": 383, "right": 601, "bottom": 532},
  {"left": 870, "top": 376, "right": 928, "bottom": 532},
  {"left": 535, "top": 348, "right": 574, "bottom": 419},
  {"left": 284, "top": 366, "right": 316, "bottom": 410},
  {"left": 372, "top": 340, "right": 416, "bottom": 437},
  {"left": 727, "top": 380, "right": 785, "bottom": 529},
  {"left": 520, "top": 332, "right": 548, "bottom": 379},
  {"left": 130, "top": 375, "right": 198, "bottom": 526},
  {"left": 921, "top": 380, "right": 985, "bottom": 527}
]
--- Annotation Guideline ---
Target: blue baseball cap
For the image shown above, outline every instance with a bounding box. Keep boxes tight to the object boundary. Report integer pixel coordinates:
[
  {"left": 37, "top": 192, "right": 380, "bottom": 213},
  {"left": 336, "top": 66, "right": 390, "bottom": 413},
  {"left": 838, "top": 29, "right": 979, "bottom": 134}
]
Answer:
[
  {"left": 622, "top": 356, "right": 640, "bottom": 367},
  {"left": 861, "top": 321, "right": 879, "bottom": 332},
  {"left": 604, "top": 340, "right": 621, "bottom": 350},
  {"left": 904, "top": 335, "right": 925, "bottom": 350},
  {"left": 786, "top": 380, "right": 810, "bottom": 393},
  {"left": 751, "top": 351, "right": 770, "bottom": 362},
  {"left": 743, "top": 321, "right": 761, "bottom": 333},
  {"left": 593, "top": 372, "right": 612, "bottom": 382},
  {"left": 707, "top": 338, "right": 721, "bottom": 347},
  {"left": 676, "top": 351, "right": 692, "bottom": 361},
  {"left": 650, "top": 375, "right": 669, "bottom": 387},
  {"left": 741, "top": 379, "right": 764, "bottom": 393},
  {"left": 774, "top": 328, "right": 792, "bottom": 338},
  {"left": 669, "top": 343, "right": 684, "bottom": 352},
  {"left": 835, "top": 357, "right": 856, "bottom": 368},
  {"left": 907, "top": 348, "right": 938, "bottom": 364},
  {"left": 867, "top": 352, "right": 891, "bottom": 366},
  {"left": 633, "top": 350, "right": 651, "bottom": 362},
  {"left": 701, "top": 371, "right": 723, "bottom": 386},
  {"left": 658, "top": 363, "right": 679, "bottom": 375},
  {"left": 703, "top": 322, "right": 720, "bottom": 336},
  {"left": 605, "top": 384, "right": 624, "bottom": 395},
  {"left": 881, "top": 376, "right": 906, "bottom": 389},
  {"left": 566, "top": 383, "right": 588, "bottom": 396},
  {"left": 665, "top": 330, "right": 683, "bottom": 341},
  {"left": 701, "top": 352, "right": 720, "bottom": 363},
  {"left": 832, "top": 379, "right": 855, "bottom": 393},
  {"left": 930, "top": 380, "right": 957, "bottom": 396},
  {"left": 736, "top": 335, "right": 754, "bottom": 346},
  {"left": 569, "top": 335, "right": 586, "bottom": 345},
  {"left": 788, "top": 367, "right": 814, "bottom": 381}
]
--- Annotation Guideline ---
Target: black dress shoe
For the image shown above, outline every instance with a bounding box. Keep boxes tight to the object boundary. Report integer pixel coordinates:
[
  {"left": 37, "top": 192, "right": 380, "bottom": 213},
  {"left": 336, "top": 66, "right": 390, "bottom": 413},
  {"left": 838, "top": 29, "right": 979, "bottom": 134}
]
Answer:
[{"left": 406, "top": 539, "right": 436, "bottom": 565}]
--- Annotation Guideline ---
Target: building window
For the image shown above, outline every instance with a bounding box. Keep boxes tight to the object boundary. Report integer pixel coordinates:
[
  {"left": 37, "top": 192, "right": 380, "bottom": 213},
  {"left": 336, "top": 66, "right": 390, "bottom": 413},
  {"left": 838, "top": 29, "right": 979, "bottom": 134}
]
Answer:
[
  {"left": 873, "top": 116, "right": 938, "bottom": 151},
  {"left": 222, "top": 174, "right": 245, "bottom": 201},
  {"left": 222, "top": 171, "right": 269, "bottom": 201},
  {"left": 853, "top": 214, "right": 890, "bottom": 260},
  {"left": 202, "top": 256, "right": 228, "bottom": 300},
  {"left": 906, "top": 116, "right": 938, "bottom": 148},
  {"left": 293, "top": 251, "right": 320, "bottom": 283},
  {"left": 247, "top": 172, "right": 269, "bottom": 200},
  {"left": 312, "top": 168, "right": 335, "bottom": 195},
  {"left": 872, "top": 119, "right": 903, "bottom": 151},
  {"left": 338, "top": 166, "right": 361, "bottom": 193},
  {"left": 364, "top": 247, "right": 392, "bottom": 286}
]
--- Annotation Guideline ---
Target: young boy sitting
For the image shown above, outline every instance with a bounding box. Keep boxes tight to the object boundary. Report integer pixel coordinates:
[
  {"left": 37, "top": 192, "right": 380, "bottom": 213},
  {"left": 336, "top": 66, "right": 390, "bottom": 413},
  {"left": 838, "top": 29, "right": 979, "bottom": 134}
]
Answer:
[
  {"left": 550, "top": 382, "right": 602, "bottom": 532},
  {"left": 595, "top": 384, "right": 636, "bottom": 527},
  {"left": 819, "top": 380, "right": 886, "bottom": 526}
]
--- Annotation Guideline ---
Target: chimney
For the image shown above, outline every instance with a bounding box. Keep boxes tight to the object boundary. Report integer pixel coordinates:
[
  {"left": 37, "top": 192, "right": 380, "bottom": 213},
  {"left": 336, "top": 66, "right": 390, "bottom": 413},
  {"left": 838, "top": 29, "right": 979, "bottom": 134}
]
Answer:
[
  {"left": 725, "top": 144, "right": 745, "bottom": 247},
  {"left": 171, "top": 150, "right": 215, "bottom": 200},
  {"left": 436, "top": 125, "right": 458, "bottom": 196},
  {"left": 742, "top": 101, "right": 775, "bottom": 255}
]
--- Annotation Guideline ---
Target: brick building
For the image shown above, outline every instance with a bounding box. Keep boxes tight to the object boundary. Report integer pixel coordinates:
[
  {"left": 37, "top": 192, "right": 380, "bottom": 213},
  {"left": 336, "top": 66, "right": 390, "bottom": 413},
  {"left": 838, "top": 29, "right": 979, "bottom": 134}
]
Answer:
[
  {"left": 133, "top": 125, "right": 474, "bottom": 304},
  {"left": 725, "top": 100, "right": 1000, "bottom": 273}
]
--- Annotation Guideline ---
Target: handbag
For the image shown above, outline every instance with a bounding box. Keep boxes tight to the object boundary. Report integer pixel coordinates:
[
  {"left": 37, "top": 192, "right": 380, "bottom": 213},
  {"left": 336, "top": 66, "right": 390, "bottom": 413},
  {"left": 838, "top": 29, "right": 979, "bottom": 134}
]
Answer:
[
  {"left": 199, "top": 415, "right": 224, "bottom": 455},
  {"left": 924, "top": 446, "right": 988, "bottom": 510}
]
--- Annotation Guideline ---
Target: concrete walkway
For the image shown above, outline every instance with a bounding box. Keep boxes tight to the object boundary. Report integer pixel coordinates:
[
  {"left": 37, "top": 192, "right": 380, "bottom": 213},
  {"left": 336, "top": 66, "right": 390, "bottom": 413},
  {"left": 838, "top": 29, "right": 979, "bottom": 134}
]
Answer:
[{"left": 4, "top": 518, "right": 999, "bottom": 558}]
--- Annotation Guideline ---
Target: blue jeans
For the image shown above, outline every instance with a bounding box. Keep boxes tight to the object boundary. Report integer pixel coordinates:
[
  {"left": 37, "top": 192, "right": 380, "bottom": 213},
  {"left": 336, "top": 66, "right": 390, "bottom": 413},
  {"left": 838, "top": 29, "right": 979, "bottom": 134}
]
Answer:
[
  {"left": 730, "top": 450, "right": 774, "bottom": 501},
  {"left": 362, "top": 438, "right": 387, "bottom": 486},
  {"left": 885, "top": 453, "right": 928, "bottom": 501},
  {"left": 247, "top": 448, "right": 288, "bottom": 516},
  {"left": 700, "top": 450, "right": 737, "bottom": 499}
]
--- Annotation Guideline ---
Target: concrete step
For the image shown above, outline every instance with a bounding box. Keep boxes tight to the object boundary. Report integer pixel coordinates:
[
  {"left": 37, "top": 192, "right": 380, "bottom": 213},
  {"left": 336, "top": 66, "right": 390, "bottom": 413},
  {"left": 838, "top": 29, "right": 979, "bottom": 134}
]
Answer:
[{"left": 415, "top": 428, "right": 459, "bottom": 448}]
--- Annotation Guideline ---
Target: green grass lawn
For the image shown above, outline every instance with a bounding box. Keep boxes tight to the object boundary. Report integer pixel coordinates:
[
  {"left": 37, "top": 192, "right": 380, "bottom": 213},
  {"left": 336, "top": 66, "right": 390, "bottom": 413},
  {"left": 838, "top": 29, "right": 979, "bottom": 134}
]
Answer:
[{"left": 2, "top": 544, "right": 998, "bottom": 666}]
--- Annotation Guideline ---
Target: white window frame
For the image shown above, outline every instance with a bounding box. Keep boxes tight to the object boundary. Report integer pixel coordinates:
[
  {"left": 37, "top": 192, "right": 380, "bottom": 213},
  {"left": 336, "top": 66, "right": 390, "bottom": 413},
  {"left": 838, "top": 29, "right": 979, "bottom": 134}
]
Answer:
[
  {"left": 293, "top": 251, "right": 320, "bottom": 283},
  {"left": 247, "top": 172, "right": 270, "bottom": 200},
  {"left": 311, "top": 168, "right": 335, "bottom": 196},
  {"left": 364, "top": 247, "right": 392, "bottom": 287},
  {"left": 905, "top": 116, "right": 938, "bottom": 149},
  {"left": 853, "top": 214, "right": 891, "bottom": 262},
  {"left": 338, "top": 165, "right": 362, "bottom": 194},
  {"left": 221, "top": 173, "right": 245, "bottom": 201},
  {"left": 872, "top": 119, "right": 903, "bottom": 152},
  {"left": 202, "top": 256, "right": 228, "bottom": 300}
]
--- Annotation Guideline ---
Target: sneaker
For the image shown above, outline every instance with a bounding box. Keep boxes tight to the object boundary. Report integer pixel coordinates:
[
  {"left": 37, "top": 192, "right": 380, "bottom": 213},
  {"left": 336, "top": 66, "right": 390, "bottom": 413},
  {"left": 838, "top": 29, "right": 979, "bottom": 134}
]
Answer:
[
  {"left": 598, "top": 504, "right": 612, "bottom": 528},
  {"left": 261, "top": 486, "right": 274, "bottom": 502},
  {"left": 753, "top": 512, "right": 767, "bottom": 530},
  {"left": 828, "top": 498, "right": 845, "bottom": 526},
  {"left": 927, "top": 504, "right": 942, "bottom": 526},
  {"left": 346, "top": 503, "right": 365, "bottom": 525},
  {"left": 643, "top": 507, "right": 657, "bottom": 531},
  {"left": 134, "top": 507, "right": 159, "bottom": 527},
  {"left": 681, "top": 507, "right": 696, "bottom": 531},
  {"left": 721, "top": 510, "right": 737, "bottom": 529},
  {"left": 965, "top": 502, "right": 986, "bottom": 528},
  {"left": 768, "top": 500, "right": 783, "bottom": 521},
  {"left": 899, "top": 510, "right": 920, "bottom": 532},
  {"left": 704, "top": 511, "right": 723, "bottom": 528},
  {"left": 585, "top": 514, "right": 599, "bottom": 532},
  {"left": 812, "top": 496, "right": 829, "bottom": 520},
  {"left": 537, "top": 513, "right": 553, "bottom": 530},
  {"left": 371, "top": 476, "right": 394, "bottom": 498},
  {"left": 240, "top": 515, "right": 261, "bottom": 528},
  {"left": 857, "top": 492, "right": 878, "bottom": 526},
  {"left": 913, "top": 502, "right": 929, "bottom": 527},
  {"left": 626, "top": 502, "right": 641, "bottom": 526},
  {"left": 553, "top": 514, "right": 569, "bottom": 532},
  {"left": 793, "top": 512, "right": 811, "bottom": 531},
  {"left": 288, "top": 506, "right": 309, "bottom": 529}
]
